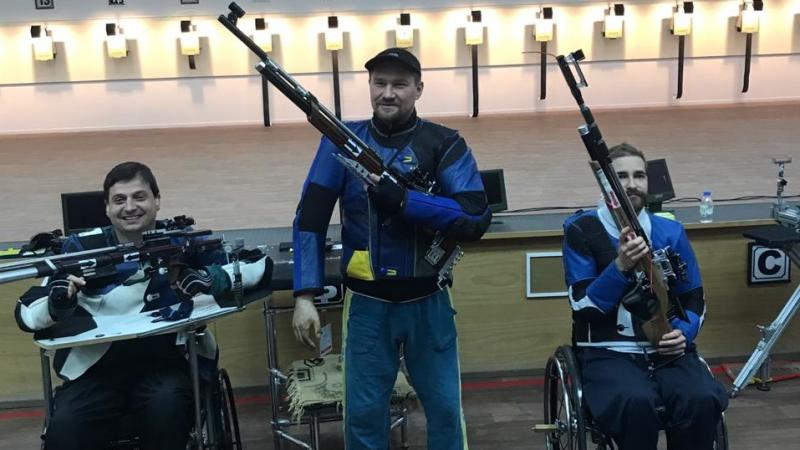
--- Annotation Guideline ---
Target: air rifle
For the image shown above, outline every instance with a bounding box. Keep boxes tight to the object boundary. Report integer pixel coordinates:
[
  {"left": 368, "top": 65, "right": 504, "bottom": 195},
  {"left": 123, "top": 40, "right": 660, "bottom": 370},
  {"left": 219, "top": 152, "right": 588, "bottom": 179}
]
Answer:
[
  {"left": 556, "top": 50, "right": 687, "bottom": 345},
  {"left": 0, "top": 216, "right": 221, "bottom": 287}
]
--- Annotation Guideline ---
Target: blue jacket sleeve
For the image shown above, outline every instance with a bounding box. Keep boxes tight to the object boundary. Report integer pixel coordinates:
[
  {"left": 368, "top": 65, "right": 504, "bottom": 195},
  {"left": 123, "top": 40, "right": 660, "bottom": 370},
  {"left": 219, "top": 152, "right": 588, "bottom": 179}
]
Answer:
[
  {"left": 401, "top": 135, "right": 491, "bottom": 241},
  {"left": 292, "top": 137, "right": 346, "bottom": 296},
  {"left": 563, "top": 220, "right": 634, "bottom": 315}
]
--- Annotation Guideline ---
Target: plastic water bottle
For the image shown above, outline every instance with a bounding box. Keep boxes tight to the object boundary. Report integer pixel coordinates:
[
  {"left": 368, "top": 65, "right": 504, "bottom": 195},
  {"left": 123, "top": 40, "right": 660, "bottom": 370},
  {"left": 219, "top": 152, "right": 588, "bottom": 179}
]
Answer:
[{"left": 699, "top": 191, "right": 714, "bottom": 223}]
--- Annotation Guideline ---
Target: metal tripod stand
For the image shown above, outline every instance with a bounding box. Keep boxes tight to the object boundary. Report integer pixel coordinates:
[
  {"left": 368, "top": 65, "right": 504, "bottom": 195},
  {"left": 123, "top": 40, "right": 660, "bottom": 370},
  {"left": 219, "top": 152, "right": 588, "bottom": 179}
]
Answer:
[
  {"left": 732, "top": 158, "right": 800, "bottom": 397},
  {"left": 730, "top": 240, "right": 800, "bottom": 396}
]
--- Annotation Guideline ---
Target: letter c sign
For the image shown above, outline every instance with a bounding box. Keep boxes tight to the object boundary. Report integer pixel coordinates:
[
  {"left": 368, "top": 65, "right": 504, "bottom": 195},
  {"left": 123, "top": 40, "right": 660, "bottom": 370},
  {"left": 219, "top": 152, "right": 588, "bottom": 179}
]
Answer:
[{"left": 749, "top": 243, "right": 791, "bottom": 284}]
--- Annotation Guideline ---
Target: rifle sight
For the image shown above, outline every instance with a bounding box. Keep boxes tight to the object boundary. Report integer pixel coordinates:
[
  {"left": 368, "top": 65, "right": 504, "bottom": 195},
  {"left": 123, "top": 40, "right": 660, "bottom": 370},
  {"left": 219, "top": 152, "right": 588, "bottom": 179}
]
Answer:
[
  {"left": 162, "top": 215, "right": 195, "bottom": 231},
  {"left": 227, "top": 2, "right": 246, "bottom": 24}
]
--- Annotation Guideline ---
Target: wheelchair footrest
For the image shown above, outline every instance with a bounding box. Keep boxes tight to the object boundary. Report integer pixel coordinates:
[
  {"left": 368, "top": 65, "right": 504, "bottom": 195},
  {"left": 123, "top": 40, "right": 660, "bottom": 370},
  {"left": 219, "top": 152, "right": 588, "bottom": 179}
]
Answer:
[{"left": 532, "top": 424, "right": 558, "bottom": 433}]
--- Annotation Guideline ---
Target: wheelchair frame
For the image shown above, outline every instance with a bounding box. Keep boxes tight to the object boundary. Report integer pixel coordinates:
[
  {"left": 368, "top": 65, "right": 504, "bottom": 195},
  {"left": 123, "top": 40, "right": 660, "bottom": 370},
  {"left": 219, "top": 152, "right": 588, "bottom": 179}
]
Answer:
[
  {"left": 38, "top": 344, "right": 243, "bottom": 450},
  {"left": 539, "top": 345, "right": 728, "bottom": 450}
]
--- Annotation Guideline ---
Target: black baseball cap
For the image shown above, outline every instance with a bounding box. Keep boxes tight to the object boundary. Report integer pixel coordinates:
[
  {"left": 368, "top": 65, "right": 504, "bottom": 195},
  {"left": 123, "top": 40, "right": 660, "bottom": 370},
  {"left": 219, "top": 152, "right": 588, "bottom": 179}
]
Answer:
[{"left": 364, "top": 48, "right": 421, "bottom": 76}]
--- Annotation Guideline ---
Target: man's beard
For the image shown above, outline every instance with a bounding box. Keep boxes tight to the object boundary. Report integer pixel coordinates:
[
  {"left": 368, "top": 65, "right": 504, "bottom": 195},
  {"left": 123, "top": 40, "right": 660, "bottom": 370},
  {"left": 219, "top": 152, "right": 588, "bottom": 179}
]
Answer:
[
  {"left": 375, "top": 103, "right": 401, "bottom": 123},
  {"left": 627, "top": 190, "right": 647, "bottom": 212}
]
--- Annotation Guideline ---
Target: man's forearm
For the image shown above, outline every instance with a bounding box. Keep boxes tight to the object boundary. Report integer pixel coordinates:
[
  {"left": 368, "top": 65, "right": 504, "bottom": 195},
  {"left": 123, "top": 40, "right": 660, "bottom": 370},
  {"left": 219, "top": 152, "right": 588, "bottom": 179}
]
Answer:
[
  {"left": 402, "top": 191, "right": 490, "bottom": 239},
  {"left": 583, "top": 262, "right": 636, "bottom": 313}
]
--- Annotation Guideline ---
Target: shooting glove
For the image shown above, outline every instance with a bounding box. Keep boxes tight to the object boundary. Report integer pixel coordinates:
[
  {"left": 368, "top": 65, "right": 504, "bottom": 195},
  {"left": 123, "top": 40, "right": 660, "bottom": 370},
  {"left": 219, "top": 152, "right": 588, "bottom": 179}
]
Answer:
[
  {"left": 367, "top": 177, "right": 407, "bottom": 218},
  {"left": 47, "top": 276, "right": 77, "bottom": 321},
  {"left": 173, "top": 266, "right": 213, "bottom": 301},
  {"left": 621, "top": 285, "right": 660, "bottom": 322}
]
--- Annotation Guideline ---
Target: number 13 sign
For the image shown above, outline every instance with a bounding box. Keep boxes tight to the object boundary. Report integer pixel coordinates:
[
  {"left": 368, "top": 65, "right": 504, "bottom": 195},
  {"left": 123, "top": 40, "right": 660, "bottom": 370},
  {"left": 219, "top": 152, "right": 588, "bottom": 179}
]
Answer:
[{"left": 35, "top": 0, "right": 54, "bottom": 10}]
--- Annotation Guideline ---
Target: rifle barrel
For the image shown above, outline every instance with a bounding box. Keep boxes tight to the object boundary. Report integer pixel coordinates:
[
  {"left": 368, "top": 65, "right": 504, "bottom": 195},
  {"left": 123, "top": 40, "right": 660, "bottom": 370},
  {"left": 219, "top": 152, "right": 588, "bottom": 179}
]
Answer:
[
  {"left": 0, "top": 229, "right": 216, "bottom": 286},
  {"left": 0, "top": 245, "right": 122, "bottom": 274},
  {"left": 0, "top": 267, "right": 41, "bottom": 285},
  {"left": 218, "top": 8, "right": 386, "bottom": 178}
]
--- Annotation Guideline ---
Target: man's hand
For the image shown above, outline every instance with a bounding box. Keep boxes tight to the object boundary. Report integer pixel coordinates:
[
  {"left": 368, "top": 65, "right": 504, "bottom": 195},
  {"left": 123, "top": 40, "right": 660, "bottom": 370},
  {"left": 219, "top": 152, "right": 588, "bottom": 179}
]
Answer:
[
  {"left": 48, "top": 275, "right": 85, "bottom": 321},
  {"left": 614, "top": 226, "right": 649, "bottom": 272},
  {"left": 367, "top": 175, "right": 407, "bottom": 218},
  {"left": 657, "top": 328, "right": 686, "bottom": 356},
  {"left": 292, "top": 295, "right": 321, "bottom": 350},
  {"left": 173, "top": 266, "right": 213, "bottom": 301}
]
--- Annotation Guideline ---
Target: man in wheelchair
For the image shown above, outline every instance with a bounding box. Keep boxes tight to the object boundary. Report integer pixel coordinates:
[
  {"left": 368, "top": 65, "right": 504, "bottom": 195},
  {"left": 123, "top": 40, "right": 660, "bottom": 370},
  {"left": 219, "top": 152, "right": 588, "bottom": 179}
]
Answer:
[
  {"left": 14, "top": 162, "right": 269, "bottom": 450},
  {"left": 561, "top": 144, "right": 729, "bottom": 450}
]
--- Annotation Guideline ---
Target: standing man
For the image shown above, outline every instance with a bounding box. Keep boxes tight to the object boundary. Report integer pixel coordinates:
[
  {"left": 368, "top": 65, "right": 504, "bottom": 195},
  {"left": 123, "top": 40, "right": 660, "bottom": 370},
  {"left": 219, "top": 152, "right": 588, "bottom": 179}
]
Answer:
[
  {"left": 562, "top": 143, "right": 728, "bottom": 450},
  {"left": 15, "top": 161, "right": 270, "bottom": 450},
  {"left": 292, "top": 48, "right": 491, "bottom": 449}
]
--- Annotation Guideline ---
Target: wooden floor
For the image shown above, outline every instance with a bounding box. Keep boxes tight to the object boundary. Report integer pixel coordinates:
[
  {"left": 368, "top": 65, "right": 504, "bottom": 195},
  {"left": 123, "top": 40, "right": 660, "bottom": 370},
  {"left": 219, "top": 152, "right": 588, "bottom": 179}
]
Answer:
[
  {"left": 0, "top": 102, "right": 799, "bottom": 242},
  {"left": 1, "top": 374, "right": 798, "bottom": 449}
]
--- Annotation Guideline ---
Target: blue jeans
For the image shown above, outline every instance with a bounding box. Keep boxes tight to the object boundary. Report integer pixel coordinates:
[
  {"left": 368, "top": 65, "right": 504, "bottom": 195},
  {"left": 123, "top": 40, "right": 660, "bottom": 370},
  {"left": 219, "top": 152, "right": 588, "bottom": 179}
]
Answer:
[{"left": 343, "top": 289, "right": 468, "bottom": 450}]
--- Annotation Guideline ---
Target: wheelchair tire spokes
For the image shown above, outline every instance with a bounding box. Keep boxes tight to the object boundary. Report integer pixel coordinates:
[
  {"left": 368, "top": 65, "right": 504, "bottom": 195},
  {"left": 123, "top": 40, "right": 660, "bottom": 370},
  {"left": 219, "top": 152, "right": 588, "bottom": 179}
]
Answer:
[
  {"left": 187, "top": 369, "right": 242, "bottom": 450},
  {"left": 543, "top": 346, "right": 587, "bottom": 450},
  {"left": 557, "top": 359, "right": 576, "bottom": 450}
]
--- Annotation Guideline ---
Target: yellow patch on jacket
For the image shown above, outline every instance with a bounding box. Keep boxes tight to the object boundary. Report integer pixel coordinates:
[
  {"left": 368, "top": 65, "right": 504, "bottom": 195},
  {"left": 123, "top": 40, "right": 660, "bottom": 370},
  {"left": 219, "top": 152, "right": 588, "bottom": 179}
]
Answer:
[{"left": 346, "top": 250, "right": 375, "bottom": 281}]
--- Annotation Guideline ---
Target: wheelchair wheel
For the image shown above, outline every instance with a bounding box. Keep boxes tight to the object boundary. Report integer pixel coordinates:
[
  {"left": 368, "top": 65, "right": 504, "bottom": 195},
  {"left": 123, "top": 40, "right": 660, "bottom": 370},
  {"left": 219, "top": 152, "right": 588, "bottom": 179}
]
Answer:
[
  {"left": 217, "top": 369, "right": 242, "bottom": 450},
  {"left": 207, "top": 368, "right": 242, "bottom": 450},
  {"left": 197, "top": 368, "right": 242, "bottom": 450},
  {"left": 543, "top": 345, "right": 587, "bottom": 450},
  {"left": 713, "top": 414, "right": 729, "bottom": 450}
]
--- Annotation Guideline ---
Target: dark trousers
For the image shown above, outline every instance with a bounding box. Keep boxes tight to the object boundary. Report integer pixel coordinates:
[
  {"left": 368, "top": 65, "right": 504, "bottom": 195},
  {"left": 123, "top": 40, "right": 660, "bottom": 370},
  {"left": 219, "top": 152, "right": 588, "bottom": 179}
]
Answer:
[
  {"left": 44, "top": 336, "right": 193, "bottom": 450},
  {"left": 577, "top": 346, "right": 729, "bottom": 450}
]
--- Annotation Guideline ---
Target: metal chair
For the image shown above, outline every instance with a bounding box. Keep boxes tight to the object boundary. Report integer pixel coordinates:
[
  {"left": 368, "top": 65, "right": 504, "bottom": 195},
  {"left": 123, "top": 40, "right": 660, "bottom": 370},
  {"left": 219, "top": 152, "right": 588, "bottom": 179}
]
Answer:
[{"left": 263, "top": 291, "right": 412, "bottom": 450}]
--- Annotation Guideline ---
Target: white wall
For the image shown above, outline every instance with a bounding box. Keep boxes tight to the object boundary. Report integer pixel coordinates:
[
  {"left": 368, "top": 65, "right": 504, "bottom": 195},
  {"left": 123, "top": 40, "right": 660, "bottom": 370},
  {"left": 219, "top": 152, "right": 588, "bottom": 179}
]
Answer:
[
  {"left": 1, "top": 1, "right": 798, "bottom": 134},
  {"left": 1, "top": 54, "right": 799, "bottom": 134},
  {"left": 2, "top": 1, "right": 542, "bottom": 23}
]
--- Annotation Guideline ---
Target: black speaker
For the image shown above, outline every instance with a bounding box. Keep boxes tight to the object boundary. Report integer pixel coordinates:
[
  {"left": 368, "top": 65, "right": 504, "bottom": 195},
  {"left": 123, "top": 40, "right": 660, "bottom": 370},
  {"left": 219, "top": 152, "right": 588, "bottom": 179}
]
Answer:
[
  {"left": 328, "top": 16, "right": 338, "bottom": 28},
  {"left": 400, "top": 13, "right": 410, "bottom": 26},
  {"left": 471, "top": 10, "right": 482, "bottom": 22},
  {"left": 684, "top": 2, "right": 695, "bottom": 13},
  {"left": 180, "top": 20, "right": 191, "bottom": 33},
  {"left": 543, "top": 7, "right": 554, "bottom": 20},
  {"left": 614, "top": 4, "right": 625, "bottom": 15},
  {"left": 255, "top": 18, "right": 266, "bottom": 31}
]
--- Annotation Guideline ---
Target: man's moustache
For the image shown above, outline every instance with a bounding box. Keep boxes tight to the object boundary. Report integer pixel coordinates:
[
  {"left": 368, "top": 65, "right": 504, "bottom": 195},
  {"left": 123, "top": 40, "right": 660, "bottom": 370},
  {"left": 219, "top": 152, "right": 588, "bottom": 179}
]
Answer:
[{"left": 626, "top": 191, "right": 646, "bottom": 199}]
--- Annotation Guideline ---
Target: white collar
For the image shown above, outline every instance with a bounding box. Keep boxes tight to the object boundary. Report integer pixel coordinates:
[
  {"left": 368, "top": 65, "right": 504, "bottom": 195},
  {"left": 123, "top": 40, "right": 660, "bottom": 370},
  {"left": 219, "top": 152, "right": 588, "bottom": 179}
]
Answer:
[{"left": 597, "top": 198, "right": 652, "bottom": 241}]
